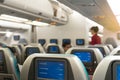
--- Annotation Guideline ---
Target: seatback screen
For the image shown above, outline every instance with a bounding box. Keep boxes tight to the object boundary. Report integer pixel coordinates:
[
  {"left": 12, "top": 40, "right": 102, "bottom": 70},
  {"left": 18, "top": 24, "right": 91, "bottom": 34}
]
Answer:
[
  {"left": 48, "top": 46, "right": 59, "bottom": 53},
  {"left": 113, "top": 62, "right": 120, "bottom": 80},
  {"left": 116, "top": 65, "right": 120, "bottom": 80},
  {"left": 76, "top": 39, "right": 85, "bottom": 45},
  {"left": 26, "top": 47, "right": 40, "bottom": 56},
  {"left": 50, "top": 39, "right": 58, "bottom": 44},
  {"left": 38, "top": 39, "right": 46, "bottom": 46},
  {"left": 73, "top": 51, "right": 92, "bottom": 63},
  {"left": 36, "top": 60, "right": 65, "bottom": 80},
  {"left": 62, "top": 39, "right": 71, "bottom": 44},
  {"left": 13, "top": 35, "right": 20, "bottom": 41}
]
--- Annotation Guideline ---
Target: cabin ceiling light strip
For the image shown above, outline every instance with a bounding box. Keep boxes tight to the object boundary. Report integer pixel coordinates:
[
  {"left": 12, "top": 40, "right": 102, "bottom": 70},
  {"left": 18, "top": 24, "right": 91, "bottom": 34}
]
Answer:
[
  {"left": 0, "top": 14, "right": 29, "bottom": 23},
  {"left": 107, "top": 0, "right": 120, "bottom": 25},
  {"left": 0, "top": 14, "right": 49, "bottom": 26}
]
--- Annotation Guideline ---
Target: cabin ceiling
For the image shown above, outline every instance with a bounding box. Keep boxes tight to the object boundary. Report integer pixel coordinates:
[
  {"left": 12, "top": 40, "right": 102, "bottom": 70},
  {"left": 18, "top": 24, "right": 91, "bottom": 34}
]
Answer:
[{"left": 58, "top": 0, "right": 120, "bottom": 32}]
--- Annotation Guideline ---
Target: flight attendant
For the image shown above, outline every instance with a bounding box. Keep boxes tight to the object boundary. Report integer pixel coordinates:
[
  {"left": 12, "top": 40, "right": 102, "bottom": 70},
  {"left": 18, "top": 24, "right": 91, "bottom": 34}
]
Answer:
[{"left": 90, "top": 26, "right": 101, "bottom": 45}]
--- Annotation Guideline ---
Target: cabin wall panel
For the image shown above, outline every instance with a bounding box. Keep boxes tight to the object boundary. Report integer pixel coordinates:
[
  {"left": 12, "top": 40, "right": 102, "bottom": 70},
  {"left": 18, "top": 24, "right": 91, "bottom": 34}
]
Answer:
[{"left": 37, "top": 11, "right": 88, "bottom": 46}]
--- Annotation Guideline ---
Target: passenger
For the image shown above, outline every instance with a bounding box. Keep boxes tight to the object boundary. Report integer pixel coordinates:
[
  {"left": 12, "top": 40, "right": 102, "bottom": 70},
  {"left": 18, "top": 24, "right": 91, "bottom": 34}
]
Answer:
[
  {"left": 90, "top": 26, "right": 101, "bottom": 45},
  {"left": 62, "top": 42, "right": 72, "bottom": 52}
]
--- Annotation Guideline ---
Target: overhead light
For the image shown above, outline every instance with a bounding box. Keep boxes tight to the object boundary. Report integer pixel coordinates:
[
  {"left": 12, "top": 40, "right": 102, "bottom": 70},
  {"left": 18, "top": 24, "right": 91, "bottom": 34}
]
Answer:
[
  {"left": 0, "top": 14, "right": 29, "bottom": 23},
  {"left": 50, "top": 22, "right": 57, "bottom": 25},
  {"left": 107, "top": 0, "right": 120, "bottom": 25},
  {"left": 0, "top": 14, "right": 49, "bottom": 26},
  {"left": 25, "top": 21, "right": 49, "bottom": 26},
  {"left": 5, "top": 31, "right": 13, "bottom": 38}
]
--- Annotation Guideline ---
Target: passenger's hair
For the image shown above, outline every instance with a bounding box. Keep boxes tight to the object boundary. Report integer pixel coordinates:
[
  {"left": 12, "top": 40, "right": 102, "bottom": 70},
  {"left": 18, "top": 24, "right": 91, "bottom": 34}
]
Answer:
[
  {"left": 62, "top": 42, "right": 71, "bottom": 48},
  {"left": 90, "top": 26, "right": 99, "bottom": 33}
]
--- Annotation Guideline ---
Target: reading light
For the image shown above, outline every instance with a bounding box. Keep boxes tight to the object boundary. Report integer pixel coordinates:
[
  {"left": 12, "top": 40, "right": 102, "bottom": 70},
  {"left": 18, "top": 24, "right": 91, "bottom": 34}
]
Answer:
[
  {"left": 0, "top": 14, "right": 29, "bottom": 22},
  {"left": 50, "top": 22, "right": 57, "bottom": 25},
  {"left": 25, "top": 21, "right": 49, "bottom": 26}
]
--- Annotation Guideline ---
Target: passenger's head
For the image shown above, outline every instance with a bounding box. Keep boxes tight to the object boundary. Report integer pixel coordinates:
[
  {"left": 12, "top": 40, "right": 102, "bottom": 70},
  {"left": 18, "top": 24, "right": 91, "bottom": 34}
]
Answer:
[
  {"left": 90, "top": 26, "right": 99, "bottom": 35},
  {"left": 62, "top": 42, "right": 71, "bottom": 52}
]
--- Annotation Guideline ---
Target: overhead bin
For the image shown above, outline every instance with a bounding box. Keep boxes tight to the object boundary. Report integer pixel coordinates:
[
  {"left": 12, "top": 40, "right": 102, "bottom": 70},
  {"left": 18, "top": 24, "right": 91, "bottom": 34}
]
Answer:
[
  {"left": 0, "top": 0, "right": 69, "bottom": 25},
  {"left": 1, "top": 0, "right": 54, "bottom": 18},
  {"left": 50, "top": 0, "right": 72, "bottom": 22}
]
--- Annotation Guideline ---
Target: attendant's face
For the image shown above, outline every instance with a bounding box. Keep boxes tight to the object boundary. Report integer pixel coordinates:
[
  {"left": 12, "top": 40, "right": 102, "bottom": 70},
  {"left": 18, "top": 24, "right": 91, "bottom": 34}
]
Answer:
[{"left": 90, "top": 30, "right": 95, "bottom": 35}]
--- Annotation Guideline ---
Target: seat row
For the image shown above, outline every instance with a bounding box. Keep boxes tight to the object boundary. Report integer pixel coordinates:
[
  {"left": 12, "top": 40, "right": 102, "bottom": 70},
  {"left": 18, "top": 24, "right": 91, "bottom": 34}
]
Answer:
[
  {"left": 12, "top": 43, "right": 113, "bottom": 65},
  {"left": 0, "top": 43, "right": 119, "bottom": 80}
]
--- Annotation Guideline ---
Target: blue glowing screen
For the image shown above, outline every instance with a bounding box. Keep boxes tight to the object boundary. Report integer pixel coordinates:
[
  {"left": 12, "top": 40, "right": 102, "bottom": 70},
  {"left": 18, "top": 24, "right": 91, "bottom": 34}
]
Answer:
[
  {"left": 26, "top": 48, "right": 40, "bottom": 55},
  {"left": 50, "top": 39, "right": 58, "bottom": 44},
  {"left": 38, "top": 39, "right": 46, "bottom": 46},
  {"left": 73, "top": 52, "right": 92, "bottom": 63},
  {"left": 37, "top": 61, "right": 65, "bottom": 80},
  {"left": 63, "top": 39, "right": 71, "bottom": 44},
  {"left": 116, "top": 65, "right": 120, "bottom": 80},
  {"left": 49, "top": 46, "right": 59, "bottom": 53},
  {"left": 76, "top": 39, "right": 84, "bottom": 45}
]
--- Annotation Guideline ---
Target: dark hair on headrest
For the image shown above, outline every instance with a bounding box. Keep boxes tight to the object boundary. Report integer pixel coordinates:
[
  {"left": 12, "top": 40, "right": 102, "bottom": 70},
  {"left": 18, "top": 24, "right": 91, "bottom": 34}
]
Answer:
[{"left": 90, "top": 26, "right": 99, "bottom": 33}]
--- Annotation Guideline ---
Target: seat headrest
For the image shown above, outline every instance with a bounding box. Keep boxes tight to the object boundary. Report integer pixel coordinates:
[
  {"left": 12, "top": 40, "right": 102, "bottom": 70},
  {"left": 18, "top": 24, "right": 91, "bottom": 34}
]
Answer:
[
  {"left": 29, "top": 43, "right": 45, "bottom": 52},
  {"left": 22, "top": 45, "right": 45, "bottom": 63},
  {"left": 66, "top": 47, "right": 103, "bottom": 64},
  {"left": 93, "top": 56, "right": 120, "bottom": 80},
  {"left": 21, "top": 54, "right": 89, "bottom": 80},
  {"left": 110, "top": 47, "right": 120, "bottom": 55},
  {"left": 88, "top": 45, "right": 110, "bottom": 56},
  {"left": 0, "top": 48, "right": 20, "bottom": 80}
]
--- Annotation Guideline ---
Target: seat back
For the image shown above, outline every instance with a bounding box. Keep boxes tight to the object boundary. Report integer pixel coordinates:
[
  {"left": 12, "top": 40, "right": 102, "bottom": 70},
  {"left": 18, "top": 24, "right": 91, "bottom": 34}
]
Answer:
[
  {"left": 93, "top": 56, "right": 120, "bottom": 80},
  {"left": 45, "top": 44, "right": 64, "bottom": 53},
  {"left": 66, "top": 47, "right": 103, "bottom": 75},
  {"left": 30, "top": 43, "right": 45, "bottom": 53},
  {"left": 106, "top": 44, "right": 114, "bottom": 51},
  {"left": 22, "top": 45, "right": 45, "bottom": 63},
  {"left": 12, "top": 44, "right": 25, "bottom": 55},
  {"left": 11, "top": 46, "right": 22, "bottom": 65},
  {"left": 21, "top": 54, "right": 89, "bottom": 80},
  {"left": 88, "top": 45, "right": 110, "bottom": 57},
  {"left": 110, "top": 47, "right": 120, "bottom": 55},
  {"left": 0, "top": 48, "right": 20, "bottom": 80}
]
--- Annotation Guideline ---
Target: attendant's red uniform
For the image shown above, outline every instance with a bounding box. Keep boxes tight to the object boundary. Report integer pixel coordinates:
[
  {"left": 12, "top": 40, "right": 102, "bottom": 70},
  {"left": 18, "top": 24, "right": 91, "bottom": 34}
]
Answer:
[{"left": 90, "top": 34, "right": 101, "bottom": 45}]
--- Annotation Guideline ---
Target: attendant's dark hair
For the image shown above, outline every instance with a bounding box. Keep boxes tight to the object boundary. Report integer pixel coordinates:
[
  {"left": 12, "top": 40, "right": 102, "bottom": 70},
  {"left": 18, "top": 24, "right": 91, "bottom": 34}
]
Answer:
[{"left": 90, "top": 26, "right": 99, "bottom": 33}]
